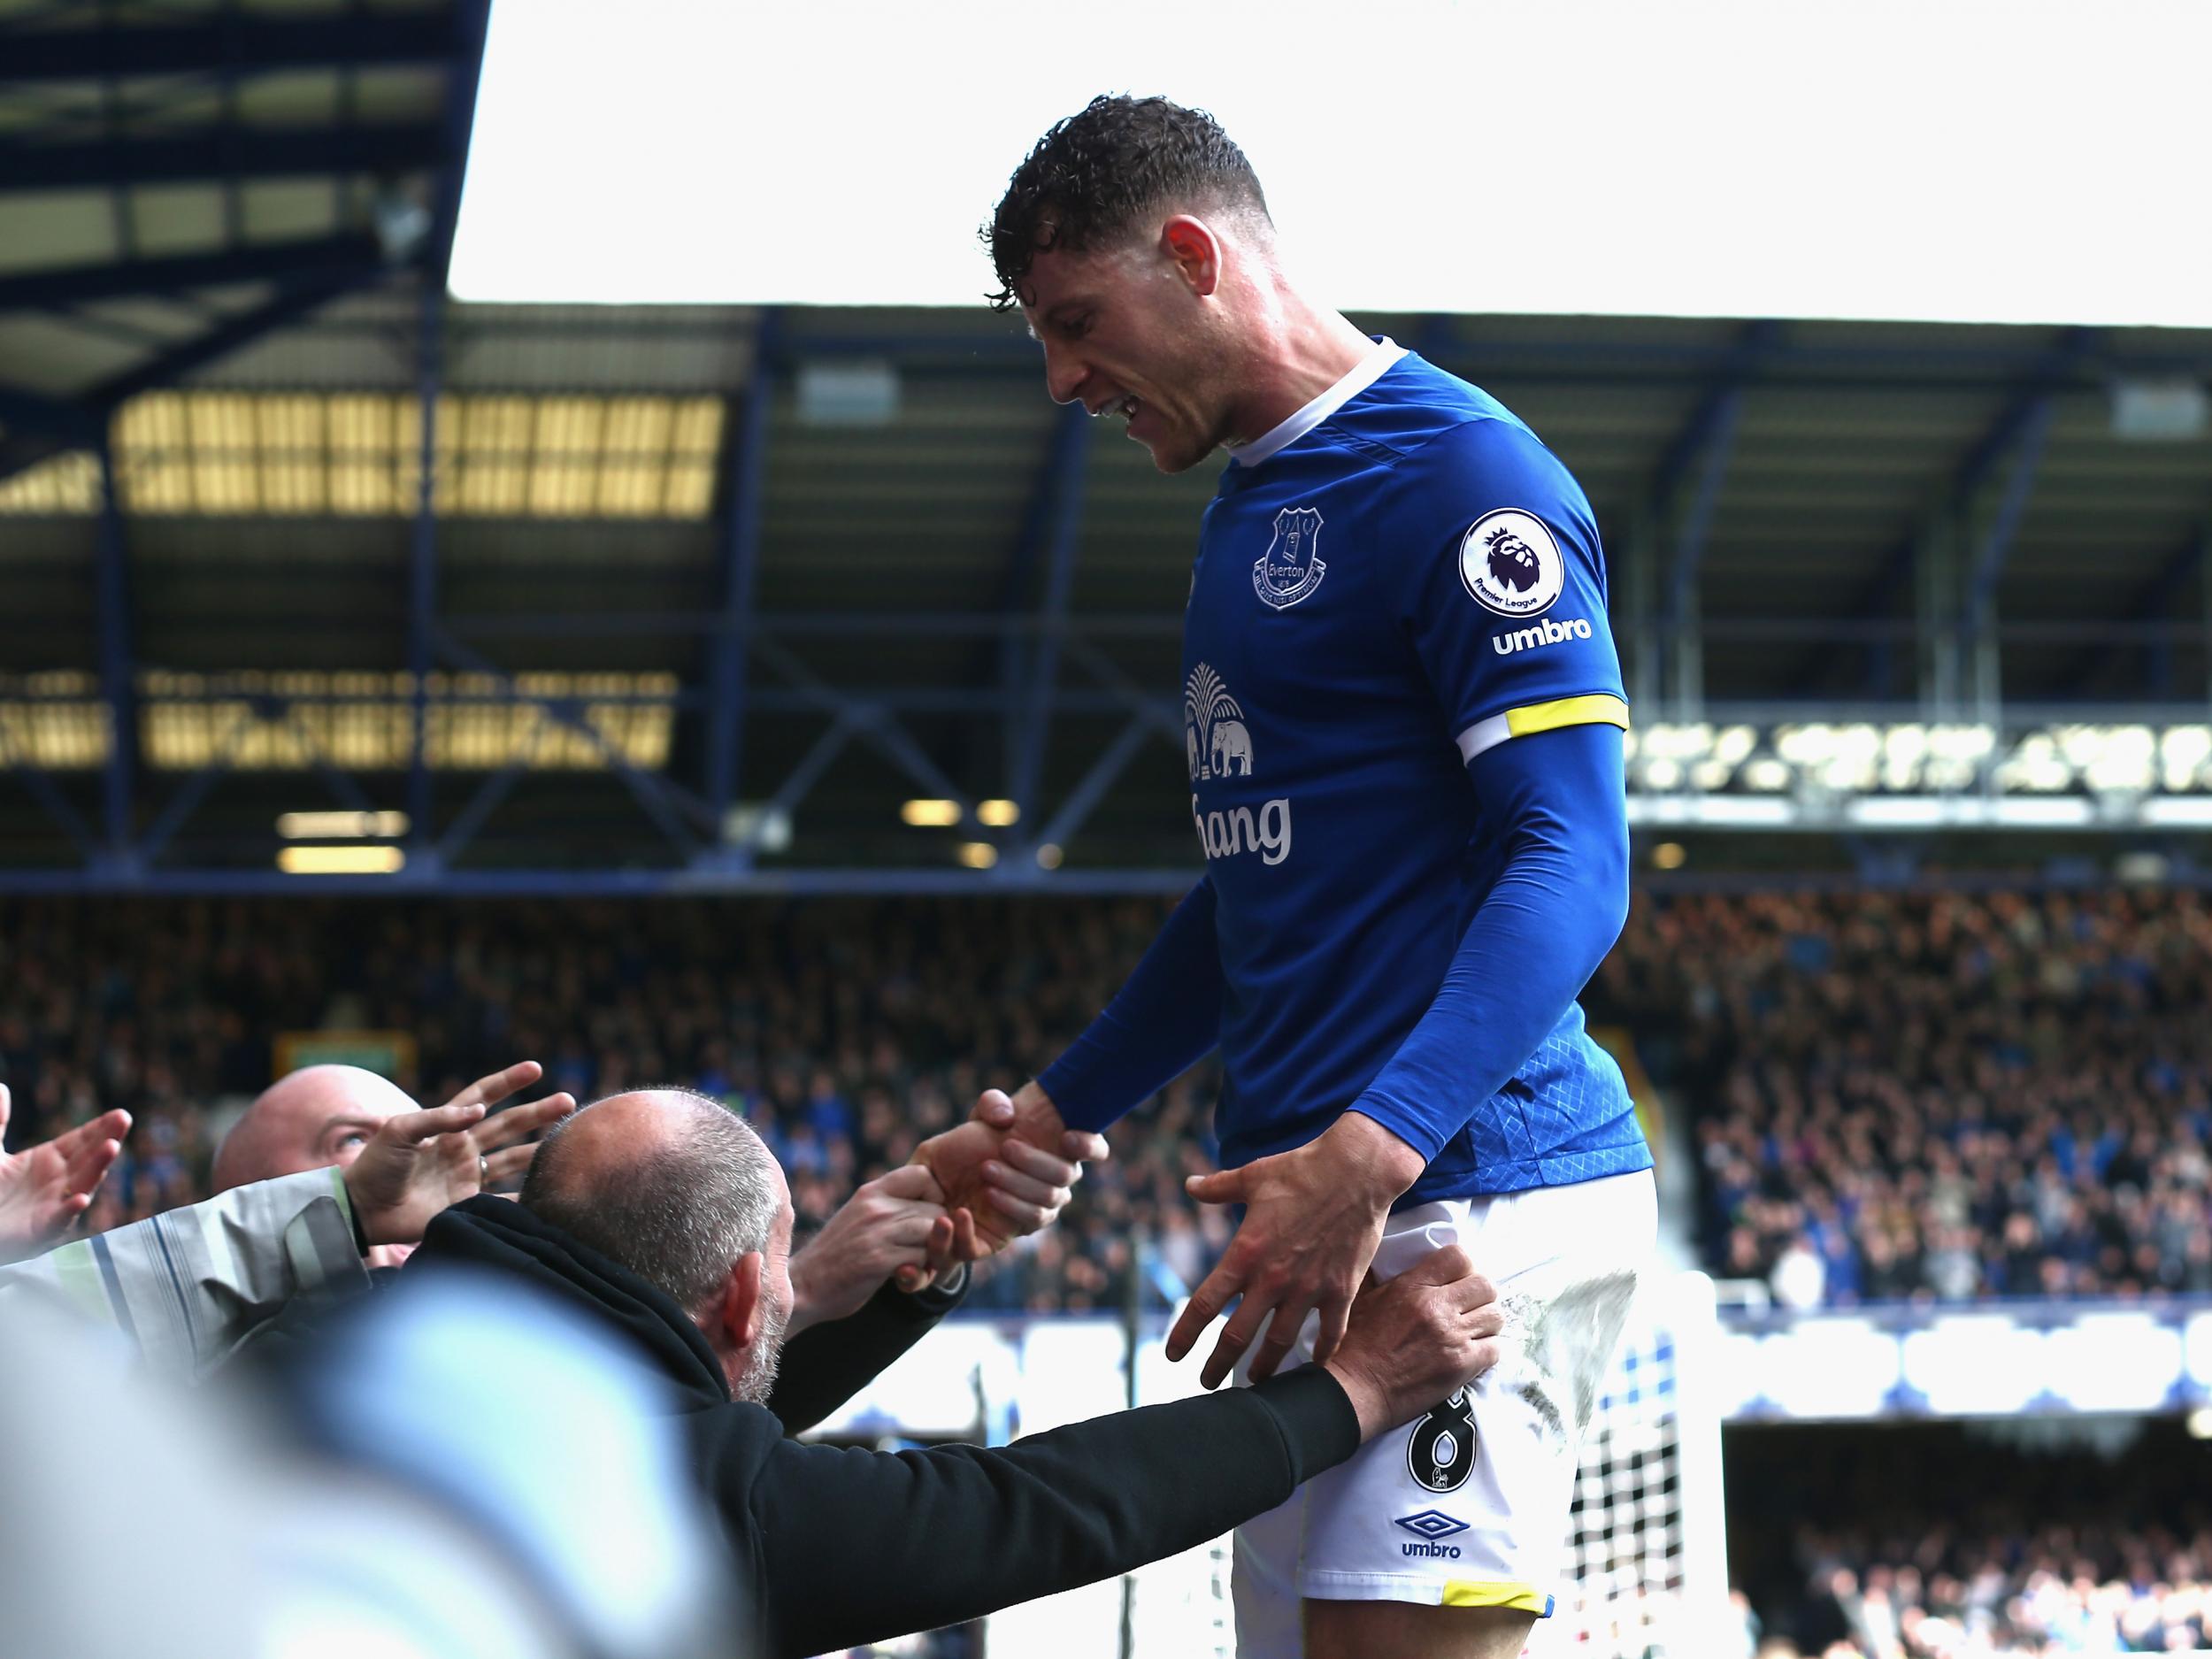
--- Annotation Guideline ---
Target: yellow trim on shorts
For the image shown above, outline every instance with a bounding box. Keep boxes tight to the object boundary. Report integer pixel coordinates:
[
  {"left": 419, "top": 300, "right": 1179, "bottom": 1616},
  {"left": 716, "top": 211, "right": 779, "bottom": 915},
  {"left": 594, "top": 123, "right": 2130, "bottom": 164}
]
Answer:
[
  {"left": 1507, "top": 693, "right": 1629, "bottom": 739},
  {"left": 1440, "top": 1580, "right": 1550, "bottom": 1614}
]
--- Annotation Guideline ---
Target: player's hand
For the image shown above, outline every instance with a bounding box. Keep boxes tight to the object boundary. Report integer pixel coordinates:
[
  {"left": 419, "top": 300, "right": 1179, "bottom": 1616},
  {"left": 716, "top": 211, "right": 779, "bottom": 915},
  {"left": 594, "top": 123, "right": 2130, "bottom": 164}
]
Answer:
[
  {"left": 909, "top": 1086, "right": 1103, "bottom": 1266},
  {"left": 342, "top": 1063, "right": 575, "bottom": 1247},
  {"left": 1169, "top": 1110, "right": 1425, "bottom": 1388},
  {"left": 0, "top": 1084, "right": 132, "bottom": 1260},
  {"left": 788, "top": 1164, "right": 979, "bottom": 1333},
  {"left": 1320, "top": 1246, "right": 1503, "bottom": 1442}
]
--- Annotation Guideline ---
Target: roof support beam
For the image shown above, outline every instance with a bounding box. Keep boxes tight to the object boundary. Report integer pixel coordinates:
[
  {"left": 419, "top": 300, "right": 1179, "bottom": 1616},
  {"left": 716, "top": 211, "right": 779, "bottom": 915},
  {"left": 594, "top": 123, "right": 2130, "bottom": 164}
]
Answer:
[
  {"left": 0, "top": 11, "right": 463, "bottom": 81},
  {"left": 2057, "top": 522, "right": 2209, "bottom": 698},
  {"left": 0, "top": 234, "right": 385, "bottom": 309},
  {"left": 0, "top": 716, "right": 95, "bottom": 858},
  {"left": 0, "top": 268, "right": 390, "bottom": 490},
  {"left": 1960, "top": 394, "right": 2055, "bottom": 638},
  {"left": 406, "top": 280, "right": 442, "bottom": 867},
  {"left": 1008, "top": 404, "right": 1089, "bottom": 826},
  {"left": 751, "top": 636, "right": 975, "bottom": 817},
  {"left": 432, "top": 631, "right": 707, "bottom": 859},
  {"left": 1024, "top": 714, "right": 1153, "bottom": 870},
  {"left": 703, "top": 316, "right": 778, "bottom": 840},
  {"left": 730, "top": 713, "right": 858, "bottom": 859},
  {"left": 1646, "top": 320, "right": 1775, "bottom": 713},
  {"left": 92, "top": 435, "right": 137, "bottom": 872},
  {"left": 92, "top": 267, "right": 396, "bottom": 411},
  {"left": 0, "top": 382, "right": 102, "bottom": 442},
  {"left": 0, "top": 122, "right": 445, "bottom": 192},
  {"left": 1791, "top": 326, "right": 2100, "bottom": 699},
  {"left": 974, "top": 402, "right": 1087, "bottom": 783}
]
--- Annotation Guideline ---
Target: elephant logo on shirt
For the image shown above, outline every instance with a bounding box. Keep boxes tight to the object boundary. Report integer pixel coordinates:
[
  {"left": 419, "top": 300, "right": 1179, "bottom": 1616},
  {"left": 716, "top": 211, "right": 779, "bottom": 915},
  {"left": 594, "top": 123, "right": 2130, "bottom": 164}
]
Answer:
[
  {"left": 1210, "top": 720, "right": 1253, "bottom": 777},
  {"left": 1184, "top": 663, "right": 1253, "bottom": 782}
]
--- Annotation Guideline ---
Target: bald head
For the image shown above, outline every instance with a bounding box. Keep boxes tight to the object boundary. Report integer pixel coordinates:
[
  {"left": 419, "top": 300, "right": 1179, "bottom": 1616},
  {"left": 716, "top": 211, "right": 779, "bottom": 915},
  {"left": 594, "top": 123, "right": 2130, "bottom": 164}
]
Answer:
[
  {"left": 213, "top": 1064, "right": 416, "bottom": 1193},
  {"left": 521, "top": 1089, "right": 788, "bottom": 1317}
]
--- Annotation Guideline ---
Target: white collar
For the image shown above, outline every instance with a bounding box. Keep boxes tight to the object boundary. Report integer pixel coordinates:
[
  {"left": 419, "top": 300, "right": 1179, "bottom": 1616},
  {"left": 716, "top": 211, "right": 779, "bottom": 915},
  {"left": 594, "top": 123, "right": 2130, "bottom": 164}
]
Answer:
[{"left": 1228, "top": 335, "right": 1408, "bottom": 468}]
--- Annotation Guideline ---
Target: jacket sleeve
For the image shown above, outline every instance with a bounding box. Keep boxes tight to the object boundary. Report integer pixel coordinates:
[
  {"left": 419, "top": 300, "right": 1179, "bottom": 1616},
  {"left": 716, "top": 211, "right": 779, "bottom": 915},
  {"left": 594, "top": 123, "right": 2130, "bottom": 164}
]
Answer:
[
  {"left": 765, "top": 1264, "right": 970, "bottom": 1436},
  {"left": 735, "top": 1366, "right": 1358, "bottom": 1659},
  {"left": 0, "top": 1166, "right": 368, "bottom": 1379}
]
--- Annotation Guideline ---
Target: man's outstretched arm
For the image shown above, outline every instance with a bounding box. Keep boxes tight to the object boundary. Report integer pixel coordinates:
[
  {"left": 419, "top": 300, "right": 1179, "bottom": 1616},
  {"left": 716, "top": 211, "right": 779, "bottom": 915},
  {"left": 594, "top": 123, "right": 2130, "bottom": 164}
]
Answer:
[{"left": 737, "top": 1248, "right": 1501, "bottom": 1659}]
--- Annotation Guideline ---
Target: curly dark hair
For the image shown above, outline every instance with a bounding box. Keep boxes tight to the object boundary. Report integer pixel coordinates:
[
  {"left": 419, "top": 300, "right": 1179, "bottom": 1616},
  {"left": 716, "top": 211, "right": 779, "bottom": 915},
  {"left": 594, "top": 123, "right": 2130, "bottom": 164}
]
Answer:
[{"left": 984, "top": 94, "right": 1270, "bottom": 311}]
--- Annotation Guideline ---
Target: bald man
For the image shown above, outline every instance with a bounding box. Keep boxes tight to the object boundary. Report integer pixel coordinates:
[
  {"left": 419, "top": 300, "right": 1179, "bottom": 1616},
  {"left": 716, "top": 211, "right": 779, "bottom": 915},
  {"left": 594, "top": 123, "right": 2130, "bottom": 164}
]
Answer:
[
  {"left": 211, "top": 1064, "right": 418, "bottom": 1194},
  {"left": 372, "top": 1087, "right": 1508, "bottom": 1658},
  {"left": 214, "top": 1063, "right": 562, "bottom": 1268}
]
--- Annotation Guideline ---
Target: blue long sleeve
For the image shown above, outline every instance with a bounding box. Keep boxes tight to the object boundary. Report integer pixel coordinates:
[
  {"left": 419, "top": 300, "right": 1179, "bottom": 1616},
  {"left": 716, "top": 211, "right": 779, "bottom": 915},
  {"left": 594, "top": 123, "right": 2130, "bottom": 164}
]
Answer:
[
  {"left": 1038, "top": 878, "right": 1225, "bottom": 1132},
  {"left": 1348, "top": 723, "right": 1630, "bottom": 1163}
]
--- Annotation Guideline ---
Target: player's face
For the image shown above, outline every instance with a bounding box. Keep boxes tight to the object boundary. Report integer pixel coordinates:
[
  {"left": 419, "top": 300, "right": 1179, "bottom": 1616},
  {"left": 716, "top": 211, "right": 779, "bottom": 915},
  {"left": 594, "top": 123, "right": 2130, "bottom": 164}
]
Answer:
[{"left": 1019, "top": 240, "right": 1231, "bottom": 475}]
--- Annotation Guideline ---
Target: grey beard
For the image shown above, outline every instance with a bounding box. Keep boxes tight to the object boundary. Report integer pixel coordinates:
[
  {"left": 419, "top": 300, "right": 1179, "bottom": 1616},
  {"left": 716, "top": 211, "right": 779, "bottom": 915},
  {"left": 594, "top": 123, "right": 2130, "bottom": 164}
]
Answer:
[{"left": 733, "top": 1298, "right": 789, "bottom": 1405}]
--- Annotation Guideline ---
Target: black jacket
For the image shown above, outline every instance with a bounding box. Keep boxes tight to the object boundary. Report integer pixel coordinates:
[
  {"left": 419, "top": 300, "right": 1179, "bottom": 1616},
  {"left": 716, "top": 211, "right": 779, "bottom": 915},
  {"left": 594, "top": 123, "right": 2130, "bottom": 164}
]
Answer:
[{"left": 401, "top": 1197, "right": 1361, "bottom": 1658}]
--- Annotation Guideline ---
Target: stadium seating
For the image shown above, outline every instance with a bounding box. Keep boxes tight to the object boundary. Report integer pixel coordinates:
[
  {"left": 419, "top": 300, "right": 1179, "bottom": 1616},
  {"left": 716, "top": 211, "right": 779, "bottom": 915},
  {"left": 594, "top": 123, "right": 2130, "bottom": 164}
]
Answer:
[
  {"left": 1590, "top": 888, "right": 2212, "bottom": 1308},
  {"left": 5, "top": 888, "right": 2209, "bottom": 1312}
]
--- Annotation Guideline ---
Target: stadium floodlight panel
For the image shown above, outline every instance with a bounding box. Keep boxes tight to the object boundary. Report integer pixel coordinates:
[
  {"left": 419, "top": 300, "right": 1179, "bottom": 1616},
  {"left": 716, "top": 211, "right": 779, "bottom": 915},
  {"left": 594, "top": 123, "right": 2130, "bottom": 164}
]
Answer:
[
  {"left": 277, "top": 810, "right": 411, "bottom": 841},
  {"left": 277, "top": 846, "right": 405, "bottom": 876},
  {"left": 975, "top": 799, "right": 1021, "bottom": 828},
  {"left": 901, "top": 799, "right": 962, "bottom": 828},
  {"left": 956, "top": 841, "right": 999, "bottom": 870},
  {"left": 452, "top": 1, "right": 2212, "bottom": 326}
]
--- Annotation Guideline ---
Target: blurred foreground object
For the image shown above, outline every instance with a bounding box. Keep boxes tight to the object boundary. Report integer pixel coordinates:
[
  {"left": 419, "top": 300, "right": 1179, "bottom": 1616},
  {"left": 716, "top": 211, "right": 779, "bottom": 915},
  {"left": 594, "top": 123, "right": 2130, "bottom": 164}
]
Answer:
[{"left": 0, "top": 1275, "right": 741, "bottom": 1658}]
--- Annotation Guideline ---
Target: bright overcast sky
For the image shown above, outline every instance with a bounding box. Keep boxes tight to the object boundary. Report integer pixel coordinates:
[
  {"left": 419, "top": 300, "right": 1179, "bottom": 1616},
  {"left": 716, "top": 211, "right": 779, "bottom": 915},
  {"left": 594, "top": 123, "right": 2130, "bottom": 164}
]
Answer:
[{"left": 450, "top": 0, "right": 2212, "bottom": 327}]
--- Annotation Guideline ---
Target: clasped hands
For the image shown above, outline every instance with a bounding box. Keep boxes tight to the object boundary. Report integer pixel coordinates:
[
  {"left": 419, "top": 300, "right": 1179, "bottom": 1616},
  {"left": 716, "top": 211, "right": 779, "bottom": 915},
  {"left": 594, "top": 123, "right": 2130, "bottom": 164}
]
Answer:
[{"left": 791, "top": 1089, "right": 1109, "bottom": 1332}]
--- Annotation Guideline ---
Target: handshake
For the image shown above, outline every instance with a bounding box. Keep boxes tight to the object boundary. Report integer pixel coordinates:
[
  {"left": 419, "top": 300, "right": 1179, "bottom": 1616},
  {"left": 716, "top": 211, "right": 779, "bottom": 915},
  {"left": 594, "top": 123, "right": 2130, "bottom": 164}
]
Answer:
[{"left": 785, "top": 1088, "right": 1110, "bottom": 1333}]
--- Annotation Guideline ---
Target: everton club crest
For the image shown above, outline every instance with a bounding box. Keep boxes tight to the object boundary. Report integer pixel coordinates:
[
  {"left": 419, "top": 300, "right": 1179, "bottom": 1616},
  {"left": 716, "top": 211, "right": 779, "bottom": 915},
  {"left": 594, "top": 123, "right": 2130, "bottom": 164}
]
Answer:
[{"left": 1253, "top": 505, "right": 1326, "bottom": 611}]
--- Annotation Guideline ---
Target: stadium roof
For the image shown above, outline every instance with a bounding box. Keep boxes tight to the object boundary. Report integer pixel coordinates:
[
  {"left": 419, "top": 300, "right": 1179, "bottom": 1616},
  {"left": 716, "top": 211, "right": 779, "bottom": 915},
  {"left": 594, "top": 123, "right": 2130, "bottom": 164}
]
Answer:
[
  {"left": 0, "top": 4, "right": 2207, "bottom": 888},
  {"left": 0, "top": 0, "right": 485, "bottom": 469}
]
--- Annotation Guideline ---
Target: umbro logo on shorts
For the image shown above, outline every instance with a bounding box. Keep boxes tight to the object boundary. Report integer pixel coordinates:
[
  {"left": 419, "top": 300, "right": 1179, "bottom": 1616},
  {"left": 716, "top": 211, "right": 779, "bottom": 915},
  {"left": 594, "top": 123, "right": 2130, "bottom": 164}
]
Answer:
[
  {"left": 1394, "top": 1509, "right": 1469, "bottom": 1541},
  {"left": 1394, "top": 1509, "right": 1469, "bottom": 1560}
]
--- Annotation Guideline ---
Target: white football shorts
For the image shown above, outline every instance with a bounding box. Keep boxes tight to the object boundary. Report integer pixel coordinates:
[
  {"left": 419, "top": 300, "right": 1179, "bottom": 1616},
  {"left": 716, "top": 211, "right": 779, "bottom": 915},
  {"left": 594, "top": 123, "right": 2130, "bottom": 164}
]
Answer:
[{"left": 1230, "top": 1168, "right": 1656, "bottom": 1657}]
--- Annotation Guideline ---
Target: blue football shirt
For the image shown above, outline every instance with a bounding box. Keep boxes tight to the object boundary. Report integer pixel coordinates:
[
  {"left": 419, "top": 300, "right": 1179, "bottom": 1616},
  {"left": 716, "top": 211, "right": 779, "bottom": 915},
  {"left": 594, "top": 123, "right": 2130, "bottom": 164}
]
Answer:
[{"left": 1186, "top": 339, "right": 1649, "bottom": 1202}]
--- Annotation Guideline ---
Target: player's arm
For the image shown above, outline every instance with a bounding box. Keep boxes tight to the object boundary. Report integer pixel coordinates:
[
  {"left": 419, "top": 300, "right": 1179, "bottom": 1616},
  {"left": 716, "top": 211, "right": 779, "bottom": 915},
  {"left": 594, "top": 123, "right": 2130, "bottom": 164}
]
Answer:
[
  {"left": 1348, "top": 721, "right": 1628, "bottom": 1160},
  {"left": 1032, "top": 873, "right": 1225, "bottom": 1133}
]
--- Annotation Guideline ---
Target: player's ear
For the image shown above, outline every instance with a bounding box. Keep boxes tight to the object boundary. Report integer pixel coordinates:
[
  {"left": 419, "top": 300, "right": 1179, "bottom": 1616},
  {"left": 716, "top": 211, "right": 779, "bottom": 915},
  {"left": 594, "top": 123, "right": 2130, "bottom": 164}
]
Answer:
[{"left": 1159, "top": 215, "right": 1222, "bottom": 298}]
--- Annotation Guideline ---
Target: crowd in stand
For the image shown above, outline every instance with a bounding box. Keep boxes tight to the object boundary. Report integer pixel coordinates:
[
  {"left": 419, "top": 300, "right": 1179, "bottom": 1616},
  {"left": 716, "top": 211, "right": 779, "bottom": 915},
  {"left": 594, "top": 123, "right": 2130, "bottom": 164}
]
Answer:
[
  {"left": 0, "top": 895, "right": 1227, "bottom": 1311},
  {"left": 4, "top": 886, "right": 2210, "bottom": 1311},
  {"left": 1589, "top": 887, "right": 2212, "bottom": 1309},
  {"left": 1733, "top": 1532, "right": 2212, "bottom": 1657},
  {"left": 1725, "top": 1423, "right": 2212, "bottom": 1659}
]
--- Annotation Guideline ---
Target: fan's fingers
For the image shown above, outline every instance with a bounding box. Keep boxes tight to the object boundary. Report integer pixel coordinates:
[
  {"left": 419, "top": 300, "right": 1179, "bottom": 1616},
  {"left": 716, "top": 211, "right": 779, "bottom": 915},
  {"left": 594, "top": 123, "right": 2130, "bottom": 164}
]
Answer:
[
  {"left": 441, "top": 1061, "right": 545, "bottom": 1117},
  {"left": 473, "top": 1092, "right": 575, "bottom": 1152}
]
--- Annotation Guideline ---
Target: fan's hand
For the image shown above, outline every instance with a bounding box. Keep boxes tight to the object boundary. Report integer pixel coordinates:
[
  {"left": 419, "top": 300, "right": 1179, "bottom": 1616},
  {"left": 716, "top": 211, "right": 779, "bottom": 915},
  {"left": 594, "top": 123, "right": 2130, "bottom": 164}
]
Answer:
[
  {"left": 341, "top": 1063, "right": 574, "bottom": 1248},
  {"left": 0, "top": 1084, "right": 131, "bottom": 1259}
]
